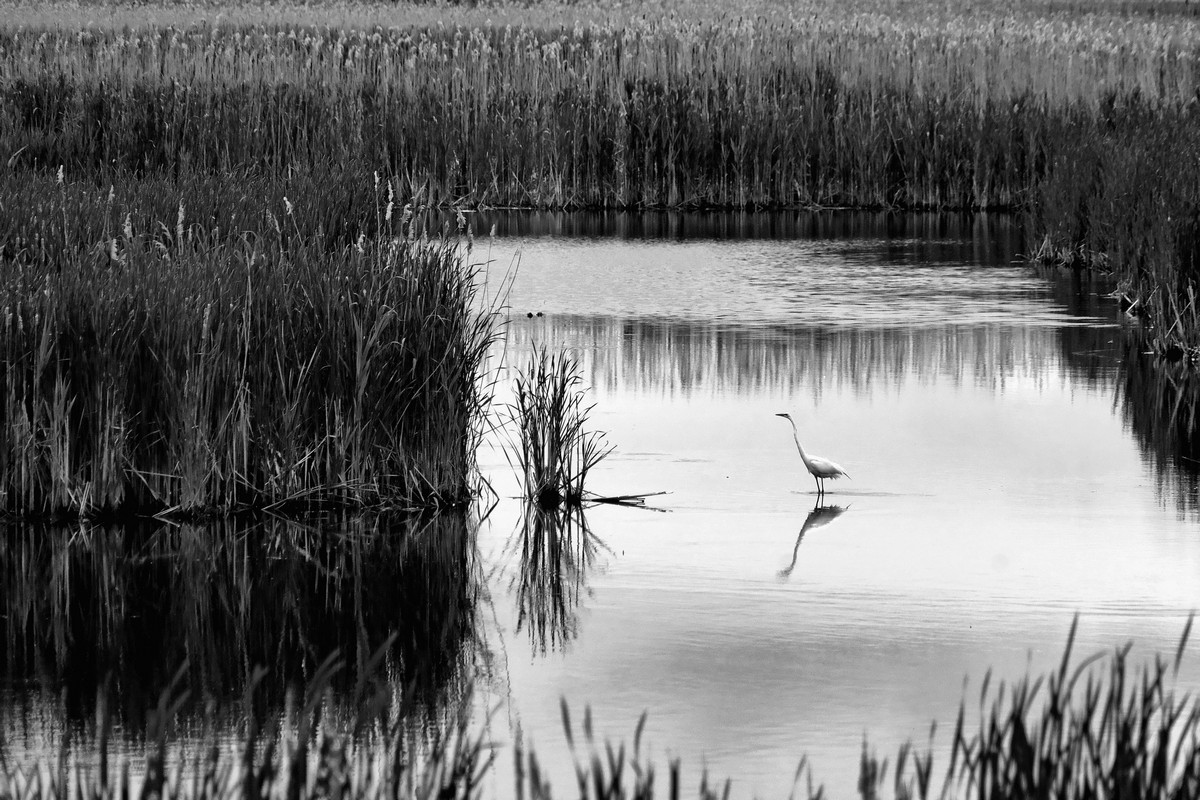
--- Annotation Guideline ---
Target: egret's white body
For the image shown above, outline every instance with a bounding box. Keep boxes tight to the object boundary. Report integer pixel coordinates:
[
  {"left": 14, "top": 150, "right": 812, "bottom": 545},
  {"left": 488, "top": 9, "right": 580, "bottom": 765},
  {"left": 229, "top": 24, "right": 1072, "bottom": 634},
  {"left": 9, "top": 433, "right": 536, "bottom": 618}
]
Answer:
[{"left": 775, "top": 412, "right": 850, "bottom": 495}]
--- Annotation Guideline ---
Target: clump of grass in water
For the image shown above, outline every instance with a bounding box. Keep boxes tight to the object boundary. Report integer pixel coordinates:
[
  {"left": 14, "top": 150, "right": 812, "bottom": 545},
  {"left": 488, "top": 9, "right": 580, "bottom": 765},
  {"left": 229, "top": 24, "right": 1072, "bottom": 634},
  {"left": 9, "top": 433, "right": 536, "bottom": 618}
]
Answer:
[{"left": 508, "top": 346, "right": 613, "bottom": 509}]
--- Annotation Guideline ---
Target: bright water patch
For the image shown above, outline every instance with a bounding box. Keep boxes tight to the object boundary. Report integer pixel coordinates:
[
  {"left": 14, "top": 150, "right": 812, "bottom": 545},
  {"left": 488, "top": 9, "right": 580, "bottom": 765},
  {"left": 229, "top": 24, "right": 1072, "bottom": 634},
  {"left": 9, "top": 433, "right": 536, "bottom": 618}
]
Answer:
[{"left": 475, "top": 212, "right": 1200, "bottom": 798}]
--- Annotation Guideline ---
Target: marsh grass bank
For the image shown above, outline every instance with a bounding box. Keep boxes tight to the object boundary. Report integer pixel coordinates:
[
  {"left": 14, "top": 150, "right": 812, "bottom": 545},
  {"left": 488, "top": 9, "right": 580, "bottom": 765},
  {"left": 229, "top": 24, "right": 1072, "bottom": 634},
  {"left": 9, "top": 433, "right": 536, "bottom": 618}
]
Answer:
[
  {"left": 0, "top": 182, "right": 498, "bottom": 519},
  {"left": 3, "top": 0, "right": 1200, "bottom": 347},
  {"left": 4, "top": 6, "right": 1196, "bottom": 214},
  {"left": 5, "top": 620, "right": 1199, "bottom": 800}
]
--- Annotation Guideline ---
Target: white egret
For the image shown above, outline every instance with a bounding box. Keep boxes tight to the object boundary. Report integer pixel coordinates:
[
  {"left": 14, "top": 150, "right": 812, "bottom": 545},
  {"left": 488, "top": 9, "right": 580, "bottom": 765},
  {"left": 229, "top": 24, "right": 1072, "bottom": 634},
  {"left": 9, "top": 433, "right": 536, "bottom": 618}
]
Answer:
[{"left": 775, "top": 413, "right": 850, "bottom": 495}]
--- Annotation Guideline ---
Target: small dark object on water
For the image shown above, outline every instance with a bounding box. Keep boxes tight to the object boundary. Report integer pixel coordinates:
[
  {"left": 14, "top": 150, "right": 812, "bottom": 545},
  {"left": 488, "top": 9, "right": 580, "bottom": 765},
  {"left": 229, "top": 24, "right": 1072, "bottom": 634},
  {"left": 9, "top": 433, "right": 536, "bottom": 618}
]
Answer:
[
  {"left": 535, "top": 487, "right": 664, "bottom": 510},
  {"left": 535, "top": 485, "right": 563, "bottom": 509},
  {"left": 537, "top": 311, "right": 544, "bottom": 317},
  {"left": 526, "top": 312, "right": 533, "bottom": 318},
  {"left": 1160, "top": 342, "right": 1186, "bottom": 362}
]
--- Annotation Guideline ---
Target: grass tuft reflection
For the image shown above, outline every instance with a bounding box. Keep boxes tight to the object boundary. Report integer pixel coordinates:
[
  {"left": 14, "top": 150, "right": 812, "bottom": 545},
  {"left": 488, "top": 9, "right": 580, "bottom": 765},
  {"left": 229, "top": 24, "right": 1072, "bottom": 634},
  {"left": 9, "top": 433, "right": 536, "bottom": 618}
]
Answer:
[{"left": 508, "top": 503, "right": 608, "bottom": 656}]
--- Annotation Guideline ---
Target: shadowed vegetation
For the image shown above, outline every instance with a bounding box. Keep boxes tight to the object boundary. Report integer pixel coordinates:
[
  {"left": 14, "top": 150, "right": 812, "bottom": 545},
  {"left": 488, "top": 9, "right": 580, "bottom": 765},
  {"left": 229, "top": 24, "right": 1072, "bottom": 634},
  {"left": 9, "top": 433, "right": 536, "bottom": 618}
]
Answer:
[
  {"left": 1115, "top": 332, "right": 1200, "bottom": 516},
  {"left": 0, "top": 512, "right": 480, "bottom": 722},
  {"left": 931, "top": 617, "right": 1200, "bottom": 800},
  {"left": 4, "top": 619, "right": 1200, "bottom": 799},
  {"left": 0, "top": 180, "right": 498, "bottom": 519},
  {"left": 1, "top": 649, "right": 493, "bottom": 800}
]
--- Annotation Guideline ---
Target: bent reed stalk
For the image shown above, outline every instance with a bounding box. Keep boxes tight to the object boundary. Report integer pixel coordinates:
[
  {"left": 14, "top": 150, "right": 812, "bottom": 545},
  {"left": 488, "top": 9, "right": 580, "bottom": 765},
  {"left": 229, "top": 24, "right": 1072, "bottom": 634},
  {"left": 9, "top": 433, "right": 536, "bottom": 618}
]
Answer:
[
  {"left": 5, "top": 618, "right": 1200, "bottom": 799},
  {"left": 0, "top": 177, "right": 499, "bottom": 520}
]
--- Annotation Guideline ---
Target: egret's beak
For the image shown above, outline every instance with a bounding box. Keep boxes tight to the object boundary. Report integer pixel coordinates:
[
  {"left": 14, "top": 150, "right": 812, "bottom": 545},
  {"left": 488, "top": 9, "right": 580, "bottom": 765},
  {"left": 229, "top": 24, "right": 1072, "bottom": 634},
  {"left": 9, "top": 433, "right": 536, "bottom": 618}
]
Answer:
[{"left": 775, "top": 413, "right": 789, "bottom": 419}]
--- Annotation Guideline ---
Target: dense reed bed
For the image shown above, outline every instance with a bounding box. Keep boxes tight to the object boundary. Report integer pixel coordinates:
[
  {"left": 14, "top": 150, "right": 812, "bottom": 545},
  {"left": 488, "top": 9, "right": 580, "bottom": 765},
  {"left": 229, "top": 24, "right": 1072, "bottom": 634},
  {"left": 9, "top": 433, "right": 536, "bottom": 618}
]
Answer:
[
  {"left": 4, "top": 3, "right": 1198, "bottom": 214},
  {"left": 0, "top": 179, "right": 498, "bottom": 519},
  {"left": 5, "top": 619, "right": 1199, "bottom": 799},
  {"left": 2, "top": 0, "right": 1200, "bottom": 348}
]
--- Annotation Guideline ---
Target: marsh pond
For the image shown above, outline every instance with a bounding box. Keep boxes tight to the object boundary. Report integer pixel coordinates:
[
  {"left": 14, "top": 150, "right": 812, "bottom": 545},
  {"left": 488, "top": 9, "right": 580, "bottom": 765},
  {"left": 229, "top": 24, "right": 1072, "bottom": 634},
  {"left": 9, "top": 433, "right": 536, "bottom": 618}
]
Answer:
[{"left": 4, "top": 212, "right": 1199, "bottom": 798}]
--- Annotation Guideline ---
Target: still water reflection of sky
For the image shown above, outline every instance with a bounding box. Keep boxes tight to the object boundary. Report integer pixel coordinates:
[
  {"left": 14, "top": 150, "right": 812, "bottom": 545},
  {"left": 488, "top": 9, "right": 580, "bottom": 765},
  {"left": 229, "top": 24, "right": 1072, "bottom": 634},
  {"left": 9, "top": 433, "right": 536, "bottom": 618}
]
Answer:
[{"left": 476, "top": 213, "right": 1200, "bottom": 799}]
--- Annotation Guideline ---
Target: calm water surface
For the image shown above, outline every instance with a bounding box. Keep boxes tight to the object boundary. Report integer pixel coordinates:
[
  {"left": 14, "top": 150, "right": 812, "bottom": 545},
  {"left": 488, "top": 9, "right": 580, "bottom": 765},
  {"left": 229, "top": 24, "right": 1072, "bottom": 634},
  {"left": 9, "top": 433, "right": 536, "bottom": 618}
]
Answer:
[
  {"left": 3, "top": 212, "right": 1198, "bottom": 799},
  {"left": 471, "top": 212, "right": 1200, "bottom": 797}
]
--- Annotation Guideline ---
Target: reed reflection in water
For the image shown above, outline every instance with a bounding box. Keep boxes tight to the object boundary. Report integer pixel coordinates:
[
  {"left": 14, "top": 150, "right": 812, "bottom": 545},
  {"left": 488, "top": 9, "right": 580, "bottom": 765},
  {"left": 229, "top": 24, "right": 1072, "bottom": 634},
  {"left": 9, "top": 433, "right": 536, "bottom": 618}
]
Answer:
[
  {"left": 477, "top": 210, "right": 1023, "bottom": 257},
  {"left": 483, "top": 210, "right": 1096, "bottom": 331},
  {"left": 506, "top": 503, "right": 607, "bottom": 655},
  {"left": 508, "top": 314, "right": 1121, "bottom": 401},
  {"left": 0, "top": 512, "right": 480, "bottom": 758},
  {"left": 1117, "top": 337, "right": 1200, "bottom": 517}
]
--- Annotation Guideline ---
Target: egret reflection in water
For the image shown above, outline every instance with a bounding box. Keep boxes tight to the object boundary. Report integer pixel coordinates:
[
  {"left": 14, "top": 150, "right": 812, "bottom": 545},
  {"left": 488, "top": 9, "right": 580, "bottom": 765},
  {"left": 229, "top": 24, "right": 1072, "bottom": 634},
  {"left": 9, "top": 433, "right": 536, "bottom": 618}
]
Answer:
[
  {"left": 509, "top": 502, "right": 607, "bottom": 654},
  {"left": 777, "top": 502, "right": 849, "bottom": 580}
]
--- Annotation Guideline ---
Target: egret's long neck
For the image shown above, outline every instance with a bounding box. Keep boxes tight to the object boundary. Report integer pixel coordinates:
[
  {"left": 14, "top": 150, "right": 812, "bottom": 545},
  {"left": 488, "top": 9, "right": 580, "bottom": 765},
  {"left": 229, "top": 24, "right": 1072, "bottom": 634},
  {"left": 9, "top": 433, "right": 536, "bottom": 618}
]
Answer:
[{"left": 787, "top": 421, "right": 813, "bottom": 468}]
